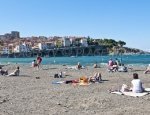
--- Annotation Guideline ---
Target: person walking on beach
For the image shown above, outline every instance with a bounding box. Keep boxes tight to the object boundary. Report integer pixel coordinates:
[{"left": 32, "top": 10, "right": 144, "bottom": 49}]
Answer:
[
  {"left": 88, "top": 72, "right": 102, "bottom": 83},
  {"left": 36, "top": 55, "right": 42, "bottom": 69}
]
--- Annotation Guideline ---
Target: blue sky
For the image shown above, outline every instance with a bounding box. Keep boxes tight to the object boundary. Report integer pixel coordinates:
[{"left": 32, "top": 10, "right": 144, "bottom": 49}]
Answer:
[{"left": 0, "top": 0, "right": 150, "bottom": 51}]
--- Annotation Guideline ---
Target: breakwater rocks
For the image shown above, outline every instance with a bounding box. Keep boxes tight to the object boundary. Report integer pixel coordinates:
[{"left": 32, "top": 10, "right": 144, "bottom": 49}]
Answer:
[{"left": 0, "top": 46, "right": 108, "bottom": 58}]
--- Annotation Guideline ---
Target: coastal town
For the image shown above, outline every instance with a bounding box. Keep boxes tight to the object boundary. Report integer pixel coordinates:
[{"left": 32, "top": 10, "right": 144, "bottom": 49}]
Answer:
[{"left": 0, "top": 31, "right": 146, "bottom": 57}]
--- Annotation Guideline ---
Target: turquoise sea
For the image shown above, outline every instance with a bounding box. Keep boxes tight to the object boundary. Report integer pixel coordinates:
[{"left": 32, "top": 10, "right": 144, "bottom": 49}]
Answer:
[{"left": 0, "top": 54, "right": 150, "bottom": 66}]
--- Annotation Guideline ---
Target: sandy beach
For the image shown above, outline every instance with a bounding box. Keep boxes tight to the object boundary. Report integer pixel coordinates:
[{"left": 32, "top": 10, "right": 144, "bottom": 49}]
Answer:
[{"left": 0, "top": 64, "right": 150, "bottom": 115}]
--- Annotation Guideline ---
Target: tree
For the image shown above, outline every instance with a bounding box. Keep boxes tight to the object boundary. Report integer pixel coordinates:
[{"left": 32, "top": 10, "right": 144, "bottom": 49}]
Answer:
[
  {"left": 117, "top": 40, "right": 126, "bottom": 47},
  {"left": 87, "top": 36, "right": 94, "bottom": 45}
]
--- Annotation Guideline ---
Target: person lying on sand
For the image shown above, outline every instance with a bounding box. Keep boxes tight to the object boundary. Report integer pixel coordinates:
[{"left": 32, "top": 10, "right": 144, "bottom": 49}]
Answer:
[
  {"left": 64, "top": 73, "right": 102, "bottom": 85},
  {"left": 88, "top": 72, "right": 102, "bottom": 83},
  {"left": 64, "top": 76, "right": 89, "bottom": 84},
  {"left": 7, "top": 66, "right": 20, "bottom": 76},
  {"left": 93, "top": 63, "right": 100, "bottom": 68}
]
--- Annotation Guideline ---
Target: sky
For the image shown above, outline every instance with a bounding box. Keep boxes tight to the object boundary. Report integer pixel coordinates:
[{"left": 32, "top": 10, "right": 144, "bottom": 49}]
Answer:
[{"left": 0, "top": 0, "right": 150, "bottom": 51}]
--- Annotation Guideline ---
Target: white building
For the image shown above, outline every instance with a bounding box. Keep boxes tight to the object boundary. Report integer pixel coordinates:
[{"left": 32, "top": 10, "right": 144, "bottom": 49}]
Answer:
[
  {"left": 38, "top": 43, "right": 47, "bottom": 50},
  {"left": 14, "top": 42, "right": 31, "bottom": 53},
  {"left": 80, "top": 38, "right": 88, "bottom": 47},
  {"left": 2, "top": 47, "right": 10, "bottom": 54},
  {"left": 63, "top": 37, "right": 71, "bottom": 47}
]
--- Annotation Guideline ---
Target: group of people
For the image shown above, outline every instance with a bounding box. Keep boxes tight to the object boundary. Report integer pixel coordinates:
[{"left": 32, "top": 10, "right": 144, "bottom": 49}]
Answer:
[
  {"left": 108, "top": 58, "right": 120, "bottom": 72},
  {"left": 76, "top": 62, "right": 99, "bottom": 70},
  {"left": 108, "top": 58, "right": 128, "bottom": 72},
  {"left": 1, "top": 55, "right": 149, "bottom": 94},
  {"left": 0, "top": 55, "right": 42, "bottom": 77},
  {"left": 31, "top": 56, "right": 42, "bottom": 69}
]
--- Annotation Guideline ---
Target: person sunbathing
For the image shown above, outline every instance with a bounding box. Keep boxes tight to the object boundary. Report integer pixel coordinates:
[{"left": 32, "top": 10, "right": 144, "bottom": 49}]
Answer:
[
  {"left": 79, "top": 76, "right": 89, "bottom": 85},
  {"left": 7, "top": 66, "right": 20, "bottom": 76},
  {"left": 144, "top": 64, "right": 150, "bottom": 74},
  {"left": 88, "top": 72, "right": 102, "bottom": 83},
  {"left": 65, "top": 76, "right": 88, "bottom": 84}
]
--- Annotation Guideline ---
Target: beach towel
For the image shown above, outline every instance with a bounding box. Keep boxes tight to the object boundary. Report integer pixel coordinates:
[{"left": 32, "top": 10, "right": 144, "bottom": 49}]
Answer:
[
  {"left": 52, "top": 81, "right": 65, "bottom": 84},
  {"left": 110, "top": 88, "right": 150, "bottom": 97},
  {"left": 79, "top": 83, "right": 91, "bottom": 86},
  {"left": 122, "top": 92, "right": 148, "bottom": 97}
]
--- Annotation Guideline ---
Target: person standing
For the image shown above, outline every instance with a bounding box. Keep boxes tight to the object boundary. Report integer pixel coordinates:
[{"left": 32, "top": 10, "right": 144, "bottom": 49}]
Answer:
[{"left": 36, "top": 55, "right": 42, "bottom": 69}]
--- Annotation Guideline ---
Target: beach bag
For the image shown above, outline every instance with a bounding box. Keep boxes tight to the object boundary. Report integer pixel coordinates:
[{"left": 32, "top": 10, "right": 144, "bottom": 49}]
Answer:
[
  {"left": 121, "top": 84, "right": 130, "bottom": 92},
  {"left": 54, "top": 74, "right": 59, "bottom": 78}
]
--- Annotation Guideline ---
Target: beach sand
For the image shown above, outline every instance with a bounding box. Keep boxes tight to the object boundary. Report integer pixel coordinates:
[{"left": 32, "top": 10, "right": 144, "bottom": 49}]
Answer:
[{"left": 0, "top": 64, "right": 150, "bottom": 115}]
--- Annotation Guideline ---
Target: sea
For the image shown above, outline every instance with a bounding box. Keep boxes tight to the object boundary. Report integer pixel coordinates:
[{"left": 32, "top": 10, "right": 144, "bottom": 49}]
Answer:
[{"left": 0, "top": 54, "right": 150, "bottom": 67}]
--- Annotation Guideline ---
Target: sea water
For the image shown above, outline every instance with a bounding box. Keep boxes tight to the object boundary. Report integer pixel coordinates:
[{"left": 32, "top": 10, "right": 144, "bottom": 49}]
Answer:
[{"left": 0, "top": 54, "right": 150, "bottom": 66}]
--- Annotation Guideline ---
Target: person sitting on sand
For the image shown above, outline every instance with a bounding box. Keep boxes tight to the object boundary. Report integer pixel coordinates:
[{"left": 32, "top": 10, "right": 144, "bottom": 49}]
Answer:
[
  {"left": 112, "top": 61, "right": 118, "bottom": 71},
  {"left": 0, "top": 67, "right": 8, "bottom": 75},
  {"left": 115, "top": 58, "right": 120, "bottom": 66},
  {"left": 131, "top": 73, "right": 144, "bottom": 93},
  {"left": 144, "top": 64, "right": 150, "bottom": 74},
  {"left": 118, "top": 64, "right": 128, "bottom": 72},
  {"left": 88, "top": 72, "right": 102, "bottom": 83},
  {"left": 76, "top": 62, "right": 82, "bottom": 70},
  {"left": 120, "top": 73, "right": 144, "bottom": 93},
  {"left": 107, "top": 58, "right": 118, "bottom": 72},
  {"left": 31, "top": 60, "right": 38, "bottom": 67},
  {"left": 93, "top": 62, "right": 100, "bottom": 68},
  {"left": 7, "top": 66, "right": 20, "bottom": 76}
]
